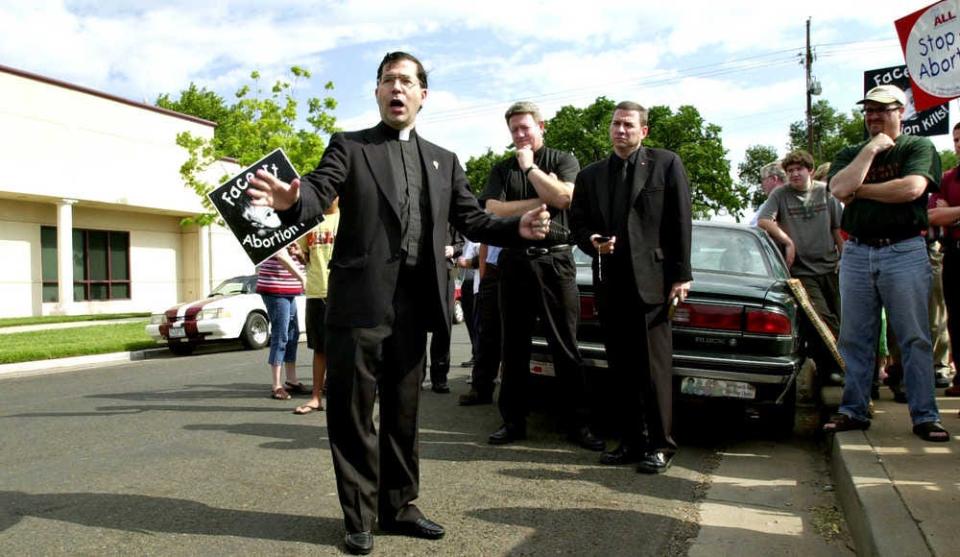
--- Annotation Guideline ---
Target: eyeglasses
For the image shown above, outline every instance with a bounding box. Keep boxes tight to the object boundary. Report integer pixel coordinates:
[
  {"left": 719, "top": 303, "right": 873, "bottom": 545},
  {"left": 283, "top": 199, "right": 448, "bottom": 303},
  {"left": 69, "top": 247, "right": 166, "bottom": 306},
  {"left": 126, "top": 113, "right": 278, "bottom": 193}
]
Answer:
[
  {"left": 379, "top": 74, "right": 420, "bottom": 89},
  {"left": 860, "top": 106, "right": 900, "bottom": 115}
]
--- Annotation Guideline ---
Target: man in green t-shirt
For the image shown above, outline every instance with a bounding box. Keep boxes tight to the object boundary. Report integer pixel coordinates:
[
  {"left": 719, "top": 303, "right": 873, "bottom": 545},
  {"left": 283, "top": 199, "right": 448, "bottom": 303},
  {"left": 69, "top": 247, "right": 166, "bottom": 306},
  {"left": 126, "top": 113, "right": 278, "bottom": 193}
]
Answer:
[{"left": 823, "top": 85, "right": 948, "bottom": 442}]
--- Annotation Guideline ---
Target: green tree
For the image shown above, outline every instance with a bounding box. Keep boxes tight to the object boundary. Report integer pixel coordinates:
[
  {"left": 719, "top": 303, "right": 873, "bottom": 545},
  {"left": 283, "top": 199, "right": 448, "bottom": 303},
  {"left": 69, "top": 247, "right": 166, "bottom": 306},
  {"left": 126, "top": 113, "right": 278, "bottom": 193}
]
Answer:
[
  {"left": 940, "top": 149, "right": 957, "bottom": 171},
  {"left": 644, "top": 105, "right": 748, "bottom": 220},
  {"left": 738, "top": 145, "right": 779, "bottom": 209},
  {"left": 156, "top": 66, "right": 338, "bottom": 225},
  {"left": 544, "top": 96, "right": 616, "bottom": 165},
  {"left": 789, "top": 100, "right": 865, "bottom": 166},
  {"left": 464, "top": 148, "right": 511, "bottom": 195}
]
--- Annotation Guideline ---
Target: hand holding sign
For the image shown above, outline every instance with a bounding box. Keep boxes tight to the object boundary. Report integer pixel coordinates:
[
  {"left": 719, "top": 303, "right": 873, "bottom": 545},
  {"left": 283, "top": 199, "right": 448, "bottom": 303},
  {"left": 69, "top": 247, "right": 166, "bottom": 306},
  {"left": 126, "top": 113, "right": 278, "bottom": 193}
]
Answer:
[
  {"left": 209, "top": 149, "right": 321, "bottom": 266},
  {"left": 247, "top": 171, "right": 301, "bottom": 211}
]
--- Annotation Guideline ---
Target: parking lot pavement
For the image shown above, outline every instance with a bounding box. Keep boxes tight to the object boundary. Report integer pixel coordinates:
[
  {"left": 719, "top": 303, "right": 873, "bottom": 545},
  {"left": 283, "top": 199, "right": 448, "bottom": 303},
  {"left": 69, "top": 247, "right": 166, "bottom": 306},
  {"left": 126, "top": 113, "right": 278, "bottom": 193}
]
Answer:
[{"left": 0, "top": 324, "right": 855, "bottom": 556}]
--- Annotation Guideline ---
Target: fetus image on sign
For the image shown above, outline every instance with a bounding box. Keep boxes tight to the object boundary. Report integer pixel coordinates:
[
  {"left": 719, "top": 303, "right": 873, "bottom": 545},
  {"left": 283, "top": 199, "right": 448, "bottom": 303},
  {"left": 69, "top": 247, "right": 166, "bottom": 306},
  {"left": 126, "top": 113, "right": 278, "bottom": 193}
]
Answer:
[{"left": 242, "top": 204, "right": 281, "bottom": 233}]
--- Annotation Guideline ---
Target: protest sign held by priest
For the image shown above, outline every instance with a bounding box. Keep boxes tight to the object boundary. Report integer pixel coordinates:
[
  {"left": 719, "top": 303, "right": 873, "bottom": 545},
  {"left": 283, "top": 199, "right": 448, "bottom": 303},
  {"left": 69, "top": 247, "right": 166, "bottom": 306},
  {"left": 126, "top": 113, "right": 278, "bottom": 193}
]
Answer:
[{"left": 208, "top": 148, "right": 321, "bottom": 265}]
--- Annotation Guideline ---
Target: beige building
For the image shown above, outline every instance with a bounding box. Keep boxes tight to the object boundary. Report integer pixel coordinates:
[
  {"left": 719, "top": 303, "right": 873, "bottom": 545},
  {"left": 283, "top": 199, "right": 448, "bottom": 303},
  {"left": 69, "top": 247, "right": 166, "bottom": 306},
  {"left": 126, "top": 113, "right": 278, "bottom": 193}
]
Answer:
[{"left": 0, "top": 64, "right": 252, "bottom": 318}]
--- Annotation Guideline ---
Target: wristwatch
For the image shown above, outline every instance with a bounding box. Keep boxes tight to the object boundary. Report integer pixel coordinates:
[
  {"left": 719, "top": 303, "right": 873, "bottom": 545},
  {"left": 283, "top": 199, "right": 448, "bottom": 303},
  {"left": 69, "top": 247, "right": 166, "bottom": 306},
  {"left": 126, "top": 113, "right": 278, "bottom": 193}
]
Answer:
[{"left": 524, "top": 165, "right": 538, "bottom": 177}]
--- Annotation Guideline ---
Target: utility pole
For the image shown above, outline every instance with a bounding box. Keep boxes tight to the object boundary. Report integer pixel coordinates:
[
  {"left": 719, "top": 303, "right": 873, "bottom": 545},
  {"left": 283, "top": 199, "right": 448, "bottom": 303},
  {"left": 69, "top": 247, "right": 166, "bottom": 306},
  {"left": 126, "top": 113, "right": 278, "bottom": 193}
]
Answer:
[{"left": 806, "top": 17, "right": 814, "bottom": 155}]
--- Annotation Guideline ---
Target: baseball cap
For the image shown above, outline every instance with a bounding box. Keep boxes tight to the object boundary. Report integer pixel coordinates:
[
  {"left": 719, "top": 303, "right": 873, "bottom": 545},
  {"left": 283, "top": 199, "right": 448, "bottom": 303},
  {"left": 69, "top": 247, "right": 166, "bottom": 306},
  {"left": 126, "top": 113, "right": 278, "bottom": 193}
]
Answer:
[{"left": 857, "top": 85, "right": 907, "bottom": 106}]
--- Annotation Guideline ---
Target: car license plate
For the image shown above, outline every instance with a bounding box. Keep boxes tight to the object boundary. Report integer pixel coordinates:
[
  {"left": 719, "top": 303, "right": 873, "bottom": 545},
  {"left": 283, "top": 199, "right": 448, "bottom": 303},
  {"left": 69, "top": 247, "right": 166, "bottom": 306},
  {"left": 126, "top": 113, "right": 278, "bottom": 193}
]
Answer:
[
  {"left": 169, "top": 326, "right": 185, "bottom": 339},
  {"left": 530, "top": 360, "right": 555, "bottom": 377},
  {"left": 680, "top": 377, "right": 756, "bottom": 400}
]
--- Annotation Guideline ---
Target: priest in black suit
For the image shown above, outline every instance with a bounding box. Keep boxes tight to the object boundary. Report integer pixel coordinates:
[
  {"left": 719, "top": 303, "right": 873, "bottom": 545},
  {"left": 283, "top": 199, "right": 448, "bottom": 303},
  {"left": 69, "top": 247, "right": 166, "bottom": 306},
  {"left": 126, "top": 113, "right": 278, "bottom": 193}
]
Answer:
[
  {"left": 569, "top": 101, "right": 692, "bottom": 474},
  {"left": 248, "top": 51, "right": 550, "bottom": 555}
]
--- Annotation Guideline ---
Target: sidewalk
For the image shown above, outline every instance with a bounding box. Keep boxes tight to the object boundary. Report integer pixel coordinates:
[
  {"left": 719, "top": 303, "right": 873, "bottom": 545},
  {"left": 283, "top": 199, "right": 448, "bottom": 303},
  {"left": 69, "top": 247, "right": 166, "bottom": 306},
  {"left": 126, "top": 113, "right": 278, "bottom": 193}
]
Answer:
[{"left": 830, "top": 390, "right": 960, "bottom": 557}]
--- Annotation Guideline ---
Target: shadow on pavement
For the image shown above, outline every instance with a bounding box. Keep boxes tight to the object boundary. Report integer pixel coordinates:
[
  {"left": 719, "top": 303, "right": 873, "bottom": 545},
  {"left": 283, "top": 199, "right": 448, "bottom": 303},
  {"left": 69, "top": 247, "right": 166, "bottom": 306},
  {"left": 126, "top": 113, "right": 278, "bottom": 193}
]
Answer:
[{"left": 0, "top": 490, "right": 340, "bottom": 547}]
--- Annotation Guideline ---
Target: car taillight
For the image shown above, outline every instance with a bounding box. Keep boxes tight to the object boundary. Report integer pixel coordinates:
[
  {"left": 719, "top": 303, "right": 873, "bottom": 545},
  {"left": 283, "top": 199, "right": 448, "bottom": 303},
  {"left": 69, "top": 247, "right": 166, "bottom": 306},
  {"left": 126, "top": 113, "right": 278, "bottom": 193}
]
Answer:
[
  {"left": 579, "top": 294, "right": 597, "bottom": 321},
  {"left": 673, "top": 302, "right": 741, "bottom": 330},
  {"left": 745, "top": 308, "right": 792, "bottom": 334}
]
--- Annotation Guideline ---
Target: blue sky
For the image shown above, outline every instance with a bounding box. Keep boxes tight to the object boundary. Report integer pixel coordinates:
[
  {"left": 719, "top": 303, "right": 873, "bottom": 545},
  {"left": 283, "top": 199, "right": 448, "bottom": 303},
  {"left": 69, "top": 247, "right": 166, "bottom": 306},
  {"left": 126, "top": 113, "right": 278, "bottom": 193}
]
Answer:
[{"left": 1, "top": 1, "right": 949, "bottom": 191}]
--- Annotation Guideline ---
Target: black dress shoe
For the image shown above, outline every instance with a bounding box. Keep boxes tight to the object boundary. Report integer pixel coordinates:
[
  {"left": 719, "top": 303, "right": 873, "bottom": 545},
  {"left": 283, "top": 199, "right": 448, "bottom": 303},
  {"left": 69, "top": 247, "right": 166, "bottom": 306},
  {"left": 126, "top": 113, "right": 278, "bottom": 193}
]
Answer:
[
  {"left": 636, "top": 450, "right": 673, "bottom": 474},
  {"left": 488, "top": 423, "right": 526, "bottom": 445},
  {"left": 431, "top": 382, "right": 450, "bottom": 394},
  {"left": 567, "top": 426, "right": 605, "bottom": 452},
  {"left": 600, "top": 444, "right": 642, "bottom": 465},
  {"left": 344, "top": 531, "right": 374, "bottom": 555},
  {"left": 379, "top": 516, "right": 445, "bottom": 539},
  {"left": 458, "top": 390, "right": 493, "bottom": 406},
  {"left": 460, "top": 359, "right": 475, "bottom": 367}
]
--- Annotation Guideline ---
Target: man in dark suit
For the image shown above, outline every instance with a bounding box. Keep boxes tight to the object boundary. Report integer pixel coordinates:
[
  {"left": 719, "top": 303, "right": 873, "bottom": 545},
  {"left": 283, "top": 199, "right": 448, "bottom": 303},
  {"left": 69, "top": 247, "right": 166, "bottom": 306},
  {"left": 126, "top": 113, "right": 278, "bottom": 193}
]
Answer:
[
  {"left": 569, "top": 101, "right": 692, "bottom": 474},
  {"left": 248, "top": 52, "right": 551, "bottom": 555}
]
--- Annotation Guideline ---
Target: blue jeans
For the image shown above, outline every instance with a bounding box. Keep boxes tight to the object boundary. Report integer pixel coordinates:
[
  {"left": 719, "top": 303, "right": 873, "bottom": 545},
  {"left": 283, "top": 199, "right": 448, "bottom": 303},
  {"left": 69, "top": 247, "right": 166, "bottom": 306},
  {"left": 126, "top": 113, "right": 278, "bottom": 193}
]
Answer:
[
  {"left": 837, "top": 236, "right": 940, "bottom": 425},
  {"left": 261, "top": 294, "right": 299, "bottom": 366}
]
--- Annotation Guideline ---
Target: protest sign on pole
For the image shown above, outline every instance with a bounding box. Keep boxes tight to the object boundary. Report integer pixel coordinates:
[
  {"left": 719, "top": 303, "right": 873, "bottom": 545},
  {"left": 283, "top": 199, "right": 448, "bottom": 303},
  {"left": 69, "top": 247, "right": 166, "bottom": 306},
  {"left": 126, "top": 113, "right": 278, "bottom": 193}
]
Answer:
[
  {"left": 896, "top": 0, "right": 960, "bottom": 111},
  {"left": 207, "top": 148, "right": 321, "bottom": 266}
]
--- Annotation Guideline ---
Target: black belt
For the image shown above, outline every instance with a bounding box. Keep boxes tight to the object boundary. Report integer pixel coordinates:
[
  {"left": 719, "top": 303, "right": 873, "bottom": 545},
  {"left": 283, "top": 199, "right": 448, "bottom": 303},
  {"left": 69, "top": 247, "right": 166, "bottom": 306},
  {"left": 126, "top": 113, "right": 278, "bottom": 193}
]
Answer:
[
  {"left": 849, "top": 233, "right": 920, "bottom": 248},
  {"left": 520, "top": 244, "right": 572, "bottom": 257}
]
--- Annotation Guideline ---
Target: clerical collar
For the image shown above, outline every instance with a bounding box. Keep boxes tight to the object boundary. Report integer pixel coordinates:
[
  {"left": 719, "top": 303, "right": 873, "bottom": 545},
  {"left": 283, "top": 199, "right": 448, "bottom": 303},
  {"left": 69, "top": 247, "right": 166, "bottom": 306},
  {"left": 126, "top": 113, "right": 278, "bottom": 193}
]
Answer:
[{"left": 378, "top": 121, "right": 416, "bottom": 141}]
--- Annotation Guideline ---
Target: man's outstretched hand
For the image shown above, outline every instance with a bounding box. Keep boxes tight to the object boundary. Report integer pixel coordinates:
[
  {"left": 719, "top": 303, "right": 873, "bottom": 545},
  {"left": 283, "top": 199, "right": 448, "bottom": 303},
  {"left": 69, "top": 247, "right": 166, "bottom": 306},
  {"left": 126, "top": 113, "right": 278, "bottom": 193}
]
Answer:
[
  {"left": 520, "top": 204, "right": 551, "bottom": 240},
  {"left": 247, "top": 169, "right": 301, "bottom": 211}
]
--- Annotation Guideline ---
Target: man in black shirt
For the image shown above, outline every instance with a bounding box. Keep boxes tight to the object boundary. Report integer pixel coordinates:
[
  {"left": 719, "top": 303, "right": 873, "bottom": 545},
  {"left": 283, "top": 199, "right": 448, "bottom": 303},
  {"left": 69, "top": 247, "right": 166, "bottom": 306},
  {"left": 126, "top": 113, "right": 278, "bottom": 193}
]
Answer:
[{"left": 480, "top": 101, "right": 603, "bottom": 451}]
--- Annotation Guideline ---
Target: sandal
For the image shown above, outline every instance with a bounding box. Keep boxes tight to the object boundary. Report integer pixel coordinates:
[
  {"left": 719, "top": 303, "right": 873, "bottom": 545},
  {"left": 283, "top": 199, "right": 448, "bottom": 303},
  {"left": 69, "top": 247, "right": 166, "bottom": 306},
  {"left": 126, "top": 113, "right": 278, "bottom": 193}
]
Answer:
[
  {"left": 822, "top": 413, "right": 870, "bottom": 433},
  {"left": 293, "top": 403, "right": 323, "bottom": 415},
  {"left": 912, "top": 421, "right": 950, "bottom": 443},
  {"left": 284, "top": 381, "right": 309, "bottom": 395},
  {"left": 271, "top": 387, "right": 291, "bottom": 400}
]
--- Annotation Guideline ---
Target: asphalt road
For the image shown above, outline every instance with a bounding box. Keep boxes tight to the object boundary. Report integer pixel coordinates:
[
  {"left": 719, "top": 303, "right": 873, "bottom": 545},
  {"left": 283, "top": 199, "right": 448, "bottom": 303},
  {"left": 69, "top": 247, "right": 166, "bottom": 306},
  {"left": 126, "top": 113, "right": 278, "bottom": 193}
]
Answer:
[{"left": 0, "top": 325, "right": 851, "bottom": 556}]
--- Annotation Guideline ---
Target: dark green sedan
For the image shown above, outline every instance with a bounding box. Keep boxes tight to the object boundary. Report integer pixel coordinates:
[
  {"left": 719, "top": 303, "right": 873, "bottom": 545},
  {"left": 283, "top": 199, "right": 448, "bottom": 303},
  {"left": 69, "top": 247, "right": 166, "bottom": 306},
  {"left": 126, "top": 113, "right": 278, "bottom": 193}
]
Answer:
[{"left": 530, "top": 221, "right": 805, "bottom": 430}]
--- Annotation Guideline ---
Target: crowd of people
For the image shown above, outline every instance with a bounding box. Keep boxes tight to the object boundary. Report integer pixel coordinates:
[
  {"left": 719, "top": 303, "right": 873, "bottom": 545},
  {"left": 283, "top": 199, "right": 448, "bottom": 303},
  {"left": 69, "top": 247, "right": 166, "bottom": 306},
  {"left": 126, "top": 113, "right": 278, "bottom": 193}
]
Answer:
[
  {"left": 240, "top": 49, "right": 954, "bottom": 555},
  {"left": 753, "top": 84, "right": 952, "bottom": 442}
]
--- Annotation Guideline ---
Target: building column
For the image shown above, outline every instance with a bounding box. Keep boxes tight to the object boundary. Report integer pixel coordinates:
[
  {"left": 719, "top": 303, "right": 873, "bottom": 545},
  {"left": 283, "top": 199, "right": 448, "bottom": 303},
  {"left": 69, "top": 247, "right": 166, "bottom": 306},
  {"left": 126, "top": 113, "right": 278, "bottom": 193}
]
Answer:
[
  {"left": 56, "top": 199, "right": 78, "bottom": 314},
  {"left": 199, "top": 224, "right": 212, "bottom": 296}
]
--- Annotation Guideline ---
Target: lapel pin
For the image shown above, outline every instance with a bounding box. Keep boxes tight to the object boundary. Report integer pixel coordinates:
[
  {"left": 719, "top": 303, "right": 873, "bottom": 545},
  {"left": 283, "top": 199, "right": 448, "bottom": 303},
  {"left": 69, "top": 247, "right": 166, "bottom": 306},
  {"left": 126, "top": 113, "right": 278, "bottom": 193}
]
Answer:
[{"left": 433, "top": 160, "right": 439, "bottom": 170}]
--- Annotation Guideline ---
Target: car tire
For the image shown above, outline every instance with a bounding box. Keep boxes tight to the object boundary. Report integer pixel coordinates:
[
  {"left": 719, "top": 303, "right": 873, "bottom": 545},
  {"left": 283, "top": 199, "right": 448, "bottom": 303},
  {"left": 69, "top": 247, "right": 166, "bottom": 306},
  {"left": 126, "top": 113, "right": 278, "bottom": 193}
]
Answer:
[
  {"left": 240, "top": 311, "right": 270, "bottom": 350},
  {"left": 453, "top": 300, "right": 464, "bottom": 324},
  {"left": 168, "top": 343, "right": 195, "bottom": 356}
]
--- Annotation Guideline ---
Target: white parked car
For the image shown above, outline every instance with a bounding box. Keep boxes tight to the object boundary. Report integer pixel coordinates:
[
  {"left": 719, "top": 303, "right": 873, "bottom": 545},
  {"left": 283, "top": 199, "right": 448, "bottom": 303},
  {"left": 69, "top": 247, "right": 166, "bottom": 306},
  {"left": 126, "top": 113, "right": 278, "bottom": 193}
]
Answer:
[{"left": 146, "top": 275, "right": 306, "bottom": 355}]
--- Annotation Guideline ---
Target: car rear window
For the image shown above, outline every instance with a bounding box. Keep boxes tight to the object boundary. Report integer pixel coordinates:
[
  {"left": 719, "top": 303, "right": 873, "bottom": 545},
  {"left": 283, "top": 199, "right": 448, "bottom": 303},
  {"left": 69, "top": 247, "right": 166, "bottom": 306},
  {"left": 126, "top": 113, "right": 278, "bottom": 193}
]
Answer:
[{"left": 692, "top": 228, "right": 770, "bottom": 277}]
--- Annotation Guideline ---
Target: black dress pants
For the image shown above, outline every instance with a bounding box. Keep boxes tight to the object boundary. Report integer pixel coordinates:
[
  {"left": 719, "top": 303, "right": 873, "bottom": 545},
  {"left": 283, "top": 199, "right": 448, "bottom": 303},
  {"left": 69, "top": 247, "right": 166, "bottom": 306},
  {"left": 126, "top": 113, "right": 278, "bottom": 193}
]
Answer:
[
  {"left": 470, "top": 265, "right": 501, "bottom": 397},
  {"left": 324, "top": 267, "right": 429, "bottom": 534},
  {"left": 497, "top": 250, "right": 589, "bottom": 428},
  {"left": 596, "top": 263, "right": 676, "bottom": 452}
]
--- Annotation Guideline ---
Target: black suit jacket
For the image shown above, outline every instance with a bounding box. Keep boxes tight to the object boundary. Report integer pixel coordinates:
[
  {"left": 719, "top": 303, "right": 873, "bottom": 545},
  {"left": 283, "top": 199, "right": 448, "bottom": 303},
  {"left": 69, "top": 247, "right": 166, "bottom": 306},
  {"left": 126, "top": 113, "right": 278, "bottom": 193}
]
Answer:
[
  {"left": 570, "top": 147, "right": 693, "bottom": 305},
  {"left": 279, "top": 123, "right": 520, "bottom": 330}
]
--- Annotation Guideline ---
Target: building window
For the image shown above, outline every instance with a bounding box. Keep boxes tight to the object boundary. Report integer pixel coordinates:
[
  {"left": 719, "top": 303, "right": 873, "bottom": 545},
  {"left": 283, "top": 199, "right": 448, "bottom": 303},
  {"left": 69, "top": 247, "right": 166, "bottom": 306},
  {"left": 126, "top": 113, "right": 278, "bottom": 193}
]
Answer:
[{"left": 41, "top": 226, "right": 131, "bottom": 302}]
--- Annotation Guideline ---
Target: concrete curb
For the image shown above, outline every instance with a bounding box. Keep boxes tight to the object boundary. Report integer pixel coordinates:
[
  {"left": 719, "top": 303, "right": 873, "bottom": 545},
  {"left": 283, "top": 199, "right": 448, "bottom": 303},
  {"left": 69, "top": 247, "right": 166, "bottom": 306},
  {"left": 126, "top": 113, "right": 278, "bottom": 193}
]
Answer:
[
  {"left": 0, "top": 348, "right": 167, "bottom": 379},
  {"left": 830, "top": 430, "right": 931, "bottom": 557}
]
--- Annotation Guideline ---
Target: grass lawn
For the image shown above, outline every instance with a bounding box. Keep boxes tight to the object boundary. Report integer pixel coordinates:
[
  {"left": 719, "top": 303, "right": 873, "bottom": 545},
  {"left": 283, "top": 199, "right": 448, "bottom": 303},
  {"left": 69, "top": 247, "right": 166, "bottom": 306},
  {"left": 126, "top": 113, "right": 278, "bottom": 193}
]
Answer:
[
  {"left": 0, "top": 312, "right": 150, "bottom": 328},
  {"left": 0, "top": 321, "right": 158, "bottom": 364}
]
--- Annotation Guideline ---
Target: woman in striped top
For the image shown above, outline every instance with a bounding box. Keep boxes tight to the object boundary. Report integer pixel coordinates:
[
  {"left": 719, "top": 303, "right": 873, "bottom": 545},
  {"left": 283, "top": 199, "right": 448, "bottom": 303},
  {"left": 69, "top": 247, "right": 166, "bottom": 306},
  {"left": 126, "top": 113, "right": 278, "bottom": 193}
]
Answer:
[{"left": 257, "top": 243, "right": 306, "bottom": 400}]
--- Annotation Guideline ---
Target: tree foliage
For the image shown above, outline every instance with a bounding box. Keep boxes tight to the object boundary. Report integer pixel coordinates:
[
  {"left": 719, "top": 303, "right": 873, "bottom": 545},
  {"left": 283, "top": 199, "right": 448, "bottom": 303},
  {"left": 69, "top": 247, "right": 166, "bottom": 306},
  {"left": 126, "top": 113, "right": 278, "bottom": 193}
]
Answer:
[
  {"left": 644, "top": 105, "right": 747, "bottom": 220},
  {"left": 156, "top": 66, "right": 339, "bottom": 226},
  {"left": 940, "top": 149, "right": 957, "bottom": 171},
  {"left": 464, "top": 148, "right": 511, "bottom": 195},
  {"left": 738, "top": 144, "right": 779, "bottom": 209},
  {"left": 788, "top": 100, "right": 865, "bottom": 166},
  {"left": 544, "top": 96, "right": 617, "bottom": 165}
]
